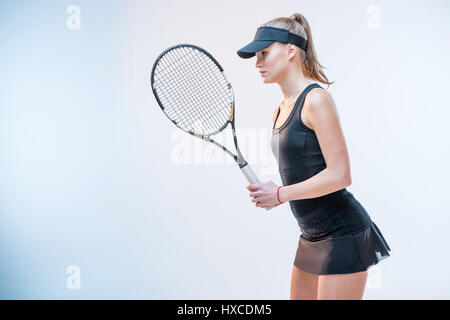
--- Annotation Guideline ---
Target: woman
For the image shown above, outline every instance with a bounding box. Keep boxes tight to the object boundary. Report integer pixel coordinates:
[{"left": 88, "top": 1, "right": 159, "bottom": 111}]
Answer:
[{"left": 237, "top": 13, "right": 391, "bottom": 300}]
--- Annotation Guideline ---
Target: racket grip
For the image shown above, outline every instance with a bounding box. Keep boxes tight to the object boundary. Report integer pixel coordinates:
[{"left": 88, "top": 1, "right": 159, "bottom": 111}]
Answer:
[{"left": 241, "top": 164, "right": 273, "bottom": 211}]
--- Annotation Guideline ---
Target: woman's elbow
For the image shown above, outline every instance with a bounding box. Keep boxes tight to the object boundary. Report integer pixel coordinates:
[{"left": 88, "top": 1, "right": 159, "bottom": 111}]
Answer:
[
  {"left": 342, "top": 174, "right": 352, "bottom": 187},
  {"left": 329, "top": 167, "right": 351, "bottom": 187},
  {"left": 336, "top": 168, "right": 351, "bottom": 187}
]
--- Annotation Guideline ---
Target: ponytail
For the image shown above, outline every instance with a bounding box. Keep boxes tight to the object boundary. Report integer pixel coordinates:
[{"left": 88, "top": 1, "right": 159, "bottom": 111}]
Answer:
[{"left": 261, "top": 13, "right": 334, "bottom": 88}]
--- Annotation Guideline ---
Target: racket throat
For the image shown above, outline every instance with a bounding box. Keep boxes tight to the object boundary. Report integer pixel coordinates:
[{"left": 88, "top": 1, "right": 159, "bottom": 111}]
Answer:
[{"left": 236, "top": 154, "right": 248, "bottom": 169}]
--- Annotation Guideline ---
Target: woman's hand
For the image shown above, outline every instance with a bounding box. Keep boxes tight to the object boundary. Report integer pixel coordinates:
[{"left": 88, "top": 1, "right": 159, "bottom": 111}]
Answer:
[{"left": 246, "top": 181, "right": 283, "bottom": 209}]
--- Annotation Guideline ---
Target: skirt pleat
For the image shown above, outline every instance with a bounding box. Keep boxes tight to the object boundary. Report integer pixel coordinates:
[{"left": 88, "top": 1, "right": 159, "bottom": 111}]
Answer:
[{"left": 294, "top": 220, "right": 391, "bottom": 275}]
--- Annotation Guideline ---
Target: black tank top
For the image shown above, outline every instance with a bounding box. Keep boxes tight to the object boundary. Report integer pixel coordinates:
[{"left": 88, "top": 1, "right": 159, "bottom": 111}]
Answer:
[
  {"left": 271, "top": 83, "right": 366, "bottom": 239},
  {"left": 271, "top": 83, "right": 334, "bottom": 184}
]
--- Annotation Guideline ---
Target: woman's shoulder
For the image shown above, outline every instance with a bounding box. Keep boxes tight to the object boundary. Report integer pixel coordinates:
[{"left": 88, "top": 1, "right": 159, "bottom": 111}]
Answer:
[
  {"left": 309, "top": 83, "right": 330, "bottom": 98},
  {"left": 305, "top": 84, "right": 333, "bottom": 110},
  {"left": 302, "top": 85, "right": 336, "bottom": 129}
]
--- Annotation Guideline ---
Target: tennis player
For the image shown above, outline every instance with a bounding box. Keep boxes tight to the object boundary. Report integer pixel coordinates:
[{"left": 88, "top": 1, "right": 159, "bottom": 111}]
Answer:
[{"left": 238, "top": 13, "right": 391, "bottom": 300}]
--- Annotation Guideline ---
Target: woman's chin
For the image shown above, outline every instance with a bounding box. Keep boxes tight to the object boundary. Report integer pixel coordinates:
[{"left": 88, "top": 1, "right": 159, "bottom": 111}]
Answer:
[{"left": 261, "top": 73, "right": 276, "bottom": 83}]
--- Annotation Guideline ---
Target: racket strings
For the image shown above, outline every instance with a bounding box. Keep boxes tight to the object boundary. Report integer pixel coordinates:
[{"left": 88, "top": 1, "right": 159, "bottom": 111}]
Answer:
[
  {"left": 178, "top": 47, "right": 232, "bottom": 131},
  {"left": 170, "top": 48, "right": 226, "bottom": 131},
  {"left": 153, "top": 46, "right": 233, "bottom": 135},
  {"left": 157, "top": 47, "right": 230, "bottom": 133}
]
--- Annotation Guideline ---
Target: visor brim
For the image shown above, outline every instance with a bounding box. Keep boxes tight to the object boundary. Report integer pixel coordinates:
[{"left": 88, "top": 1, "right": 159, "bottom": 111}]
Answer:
[{"left": 237, "top": 40, "right": 275, "bottom": 59}]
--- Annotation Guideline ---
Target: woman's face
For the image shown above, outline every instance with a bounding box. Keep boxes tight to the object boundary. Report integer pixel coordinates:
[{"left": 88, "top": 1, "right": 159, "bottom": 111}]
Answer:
[{"left": 255, "top": 42, "right": 290, "bottom": 83}]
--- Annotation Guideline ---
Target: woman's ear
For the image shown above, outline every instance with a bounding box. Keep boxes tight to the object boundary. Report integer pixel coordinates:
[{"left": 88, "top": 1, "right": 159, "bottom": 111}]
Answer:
[{"left": 287, "top": 44, "right": 297, "bottom": 61}]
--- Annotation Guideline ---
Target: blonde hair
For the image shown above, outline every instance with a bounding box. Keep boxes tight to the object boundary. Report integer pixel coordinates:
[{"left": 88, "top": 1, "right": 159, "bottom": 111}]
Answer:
[{"left": 260, "top": 13, "right": 334, "bottom": 88}]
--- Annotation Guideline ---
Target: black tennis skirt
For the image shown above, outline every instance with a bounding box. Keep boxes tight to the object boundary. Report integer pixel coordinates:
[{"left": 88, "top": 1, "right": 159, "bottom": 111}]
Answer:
[{"left": 294, "top": 219, "right": 391, "bottom": 275}]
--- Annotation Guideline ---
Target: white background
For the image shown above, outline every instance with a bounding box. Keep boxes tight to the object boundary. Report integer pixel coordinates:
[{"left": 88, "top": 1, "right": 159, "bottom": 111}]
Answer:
[{"left": 1, "top": 0, "right": 449, "bottom": 299}]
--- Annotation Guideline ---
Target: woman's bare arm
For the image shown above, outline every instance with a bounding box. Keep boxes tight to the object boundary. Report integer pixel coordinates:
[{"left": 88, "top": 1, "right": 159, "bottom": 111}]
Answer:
[{"left": 279, "top": 88, "right": 352, "bottom": 202}]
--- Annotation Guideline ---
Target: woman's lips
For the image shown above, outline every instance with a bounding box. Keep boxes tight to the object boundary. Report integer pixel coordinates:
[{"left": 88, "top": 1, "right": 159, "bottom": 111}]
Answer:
[{"left": 260, "top": 71, "right": 267, "bottom": 76}]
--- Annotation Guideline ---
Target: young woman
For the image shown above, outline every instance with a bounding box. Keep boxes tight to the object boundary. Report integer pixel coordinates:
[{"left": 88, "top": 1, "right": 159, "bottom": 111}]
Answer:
[{"left": 237, "top": 13, "right": 391, "bottom": 300}]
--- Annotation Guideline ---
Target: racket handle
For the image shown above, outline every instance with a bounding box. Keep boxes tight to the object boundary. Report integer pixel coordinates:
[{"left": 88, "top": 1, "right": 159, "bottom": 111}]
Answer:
[{"left": 240, "top": 164, "right": 273, "bottom": 211}]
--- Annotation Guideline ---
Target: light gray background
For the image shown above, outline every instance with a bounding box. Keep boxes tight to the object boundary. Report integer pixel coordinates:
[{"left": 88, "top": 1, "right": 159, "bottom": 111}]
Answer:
[{"left": 1, "top": 0, "right": 449, "bottom": 299}]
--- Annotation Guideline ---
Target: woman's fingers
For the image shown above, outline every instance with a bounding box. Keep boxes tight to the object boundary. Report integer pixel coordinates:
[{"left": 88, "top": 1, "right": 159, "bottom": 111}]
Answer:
[{"left": 247, "top": 184, "right": 261, "bottom": 191}]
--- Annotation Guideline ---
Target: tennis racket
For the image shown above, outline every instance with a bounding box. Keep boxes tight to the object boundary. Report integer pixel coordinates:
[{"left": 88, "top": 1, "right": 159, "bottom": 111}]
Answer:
[{"left": 150, "top": 43, "right": 273, "bottom": 211}]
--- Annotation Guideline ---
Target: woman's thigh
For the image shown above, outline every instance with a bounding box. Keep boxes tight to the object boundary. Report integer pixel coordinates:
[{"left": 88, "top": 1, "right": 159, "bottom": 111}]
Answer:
[
  {"left": 290, "top": 264, "right": 319, "bottom": 300},
  {"left": 318, "top": 270, "right": 368, "bottom": 300}
]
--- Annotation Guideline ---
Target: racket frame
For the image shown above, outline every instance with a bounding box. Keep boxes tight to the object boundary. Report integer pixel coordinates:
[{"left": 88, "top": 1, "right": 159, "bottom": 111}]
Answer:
[{"left": 151, "top": 43, "right": 273, "bottom": 210}]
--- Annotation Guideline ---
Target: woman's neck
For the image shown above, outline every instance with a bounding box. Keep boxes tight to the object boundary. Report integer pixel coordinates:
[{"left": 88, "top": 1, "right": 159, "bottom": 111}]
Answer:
[{"left": 278, "top": 71, "right": 314, "bottom": 107}]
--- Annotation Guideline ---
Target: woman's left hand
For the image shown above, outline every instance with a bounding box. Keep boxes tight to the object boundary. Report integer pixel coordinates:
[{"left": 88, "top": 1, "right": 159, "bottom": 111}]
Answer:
[{"left": 246, "top": 181, "right": 283, "bottom": 209}]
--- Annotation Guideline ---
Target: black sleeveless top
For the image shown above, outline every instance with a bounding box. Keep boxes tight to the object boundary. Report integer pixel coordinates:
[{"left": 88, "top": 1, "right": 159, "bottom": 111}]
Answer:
[{"left": 271, "top": 83, "right": 372, "bottom": 240}]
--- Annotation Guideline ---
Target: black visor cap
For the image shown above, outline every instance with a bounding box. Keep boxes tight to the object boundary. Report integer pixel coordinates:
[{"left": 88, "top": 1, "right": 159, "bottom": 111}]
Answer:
[{"left": 237, "top": 26, "right": 308, "bottom": 59}]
